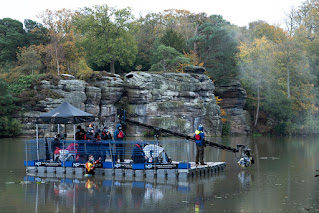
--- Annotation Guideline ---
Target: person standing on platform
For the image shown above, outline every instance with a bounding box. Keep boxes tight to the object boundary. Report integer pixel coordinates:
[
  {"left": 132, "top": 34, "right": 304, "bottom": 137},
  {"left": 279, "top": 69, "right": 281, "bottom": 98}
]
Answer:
[
  {"left": 75, "top": 125, "right": 85, "bottom": 140},
  {"left": 114, "top": 124, "right": 125, "bottom": 162},
  {"left": 195, "top": 124, "right": 206, "bottom": 165},
  {"left": 101, "top": 127, "right": 113, "bottom": 161}
]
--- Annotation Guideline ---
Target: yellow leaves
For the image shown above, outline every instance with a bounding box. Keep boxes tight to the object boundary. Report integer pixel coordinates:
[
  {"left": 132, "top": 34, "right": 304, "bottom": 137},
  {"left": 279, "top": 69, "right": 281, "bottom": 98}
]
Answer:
[
  {"left": 292, "top": 83, "right": 318, "bottom": 113},
  {"left": 238, "top": 36, "right": 274, "bottom": 66},
  {"left": 215, "top": 96, "right": 222, "bottom": 105},
  {"left": 215, "top": 96, "right": 227, "bottom": 124},
  {"left": 77, "top": 58, "right": 94, "bottom": 81},
  {"left": 221, "top": 118, "right": 227, "bottom": 125},
  {"left": 221, "top": 108, "right": 227, "bottom": 116},
  {"left": 176, "top": 50, "right": 204, "bottom": 72}
]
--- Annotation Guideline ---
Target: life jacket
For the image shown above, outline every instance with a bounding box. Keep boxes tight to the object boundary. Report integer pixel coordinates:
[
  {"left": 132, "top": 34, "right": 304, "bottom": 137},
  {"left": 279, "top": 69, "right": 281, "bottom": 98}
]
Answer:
[
  {"left": 117, "top": 131, "right": 124, "bottom": 139},
  {"left": 85, "top": 161, "right": 94, "bottom": 172},
  {"left": 195, "top": 130, "right": 201, "bottom": 141},
  {"left": 135, "top": 143, "right": 142, "bottom": 150}
]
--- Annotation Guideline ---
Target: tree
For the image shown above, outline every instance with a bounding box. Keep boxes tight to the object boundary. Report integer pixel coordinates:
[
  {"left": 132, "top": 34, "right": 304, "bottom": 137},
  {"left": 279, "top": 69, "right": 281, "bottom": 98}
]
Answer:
[
  {"left": 176, "top": 50, "right": 204, "bottom": 72},
  {"left": 149, "top": 45, "right": 189, "bottom": 72},
  {"left": 16, "top": 45, "right": 42, "bottom": 75},
  {"left": 74, "top": 5, "right": 138, "bottom": 73},
  {"left": 0, "top": 18, "right": 26, "bottom": 66},
  {"left": 24, "top": 19, "right": 49, "bottom": 46},
  {"left": 0, "top": 79, "right": 21, "bottom": 137},
  {"left": 135, "top": 13, "right": 165, "bottom": 70},
  {"left": 38, "top": 9, "right": 79, "bottom": 75},
  {"left": 248, "top": 21, "right": 287, "bottom": 44},
  {"left": 238, "top": 37, "right": 276, "bottom": 127},
  {"left": 190, "top": 15, "right": 238, "bottom": 80},
  {"left": 160, "top": 28, "right": 186, "bottom": 53}
]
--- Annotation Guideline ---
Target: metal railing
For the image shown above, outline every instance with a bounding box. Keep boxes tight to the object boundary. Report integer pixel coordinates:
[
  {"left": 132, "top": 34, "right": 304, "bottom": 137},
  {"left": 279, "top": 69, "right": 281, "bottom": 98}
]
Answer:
[{"left": 24, "top": 138, "right": 192, "bottom": 166}]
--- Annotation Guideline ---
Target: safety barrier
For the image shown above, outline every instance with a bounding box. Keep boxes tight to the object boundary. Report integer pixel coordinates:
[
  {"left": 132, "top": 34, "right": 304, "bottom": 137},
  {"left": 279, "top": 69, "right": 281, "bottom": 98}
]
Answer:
[
  {"left": 24, "top": 138, "right": 192, "bottom": 167},
  {"left": 24, "top": 138, "right": 226, "bottom": 179}
]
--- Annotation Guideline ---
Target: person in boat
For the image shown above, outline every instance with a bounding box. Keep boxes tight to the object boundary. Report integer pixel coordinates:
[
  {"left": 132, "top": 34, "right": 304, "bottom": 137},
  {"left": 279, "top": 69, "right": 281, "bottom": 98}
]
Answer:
[
  {"left": 75, "top": 125, "right": 85, "bottom": 140},
  {"left": 101, "top": 127, "right": 112, "bottom": 140},
  {"left": 85, "top": 154, "right": 101, "bottom": 175},
  {"left": 92, "top": 128, "right": 102, "bottom": 160},
  {"left": 131, "top": 143, "right": 146, "bottom": 163},
  {"left": 101, "top": 127, "right": 113, "bottom": 161},
  {"left": 84, "top": 127, "right": 94, "bottom": 141},
  {"left": 114, "top": 124, "right": 125, "bottom": 162},
  {"left": 93, "top": 128, "right": 101, "bottom": 141},
  {"left": 194, "top": 124, "right": 206, "bottom": 165},
  {"left": 51, "top": 134, "right": 62, "bottom": 160}
]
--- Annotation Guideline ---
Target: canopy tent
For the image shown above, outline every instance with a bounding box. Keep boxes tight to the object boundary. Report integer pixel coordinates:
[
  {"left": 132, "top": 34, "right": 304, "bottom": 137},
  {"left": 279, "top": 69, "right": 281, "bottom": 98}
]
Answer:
[
  {"left": 35, "top": 101, "right": 95, "bottom": 161},
  {"left": 36, "top": 102, "right": 95, "bottom": 124}
]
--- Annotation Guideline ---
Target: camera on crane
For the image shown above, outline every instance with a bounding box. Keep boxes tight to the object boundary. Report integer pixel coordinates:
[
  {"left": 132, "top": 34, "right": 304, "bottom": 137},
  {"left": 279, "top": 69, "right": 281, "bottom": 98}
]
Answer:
[{"left": 236, "top": 145, "right": 254, "bottom": 168}]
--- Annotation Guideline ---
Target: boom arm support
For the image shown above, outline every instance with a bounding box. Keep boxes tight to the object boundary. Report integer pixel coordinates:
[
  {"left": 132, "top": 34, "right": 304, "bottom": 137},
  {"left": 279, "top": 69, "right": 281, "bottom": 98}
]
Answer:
[{"left": 118, "top": 110, "right": 239, "bottom": 153}]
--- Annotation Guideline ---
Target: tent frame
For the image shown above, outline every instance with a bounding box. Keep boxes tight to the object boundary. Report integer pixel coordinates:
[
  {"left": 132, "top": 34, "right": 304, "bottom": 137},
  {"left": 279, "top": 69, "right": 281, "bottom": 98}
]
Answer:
[{"left": 35, "top": 102, "right": 95, "bottom": 162}]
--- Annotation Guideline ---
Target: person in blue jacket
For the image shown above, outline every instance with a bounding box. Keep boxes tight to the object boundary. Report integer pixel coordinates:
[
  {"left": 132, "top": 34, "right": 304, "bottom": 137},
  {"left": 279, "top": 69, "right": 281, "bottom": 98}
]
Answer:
[
  {"left": 114, "top": 124, "right": 125, "bottom": 162},
  {"left": 194, "top": 124, "right": 206, "bottom": 165},
  {"left": 131, "top": 143, "right": 146, "bottom": 163}
]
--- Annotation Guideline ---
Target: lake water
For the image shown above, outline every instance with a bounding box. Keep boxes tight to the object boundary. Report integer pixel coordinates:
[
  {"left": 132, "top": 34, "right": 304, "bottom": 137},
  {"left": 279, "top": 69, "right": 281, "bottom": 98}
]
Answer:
[{"left": 1, "top": 136, "right": 319, "bottom": 212}]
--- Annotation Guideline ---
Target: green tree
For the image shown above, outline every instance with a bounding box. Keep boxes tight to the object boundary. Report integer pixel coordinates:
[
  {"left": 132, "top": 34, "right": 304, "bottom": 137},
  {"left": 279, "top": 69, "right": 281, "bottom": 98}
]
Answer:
[
  {"left": 190, "top": 15, "right": 238, "bottom": 80},
  {"left": 74, "top": 5, "right": 138, "bottom": 73},
  {"left": 149, "top": 44, "right": 189, "bottom": 72},
  {"left": 0, "top": 79, "right": 21, "bottom": 137},
  {"left": 248, "top": 21, "right": 287, "bottom": 44},
  {"left": 24, "top": 19, "right": 49, "bottom": 46},
  {"left": 0, "top": 18, "right": 26, "bottom": 66},
  {"left": 238, "top": 37, "right": 277, "bottom": 127},
  {"left": 16, "top": 45, "right": 42, "bottom": 75},
  {"left": 135, "top": 13, "right": 165, "bottom": 71},
  {"left": 160, "top": 28, "right": 186, "bottom": 53}
]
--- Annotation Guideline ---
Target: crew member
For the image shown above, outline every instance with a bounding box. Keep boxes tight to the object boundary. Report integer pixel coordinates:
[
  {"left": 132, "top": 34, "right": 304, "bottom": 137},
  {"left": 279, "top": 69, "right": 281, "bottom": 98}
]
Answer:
[
  {"left": 51, "top": 134, "right": 62, "bottom": 160},
  {"left": 195, "top": 124, "right": 206, "bottom": 165},
  {"left": 114, "top": 124, "right": 125, "bottom": 162},
  {"left": 85, "top": 155, "right": 101, "bottom": 175},
  {"left": 84, "top": 127, "right": 94, "bottom": 141},
  {"left": 75, "top": 125, "right": 85, "bottom": 140},
  {"left": 131, "top": 143, "right": 146, "bottom": 163},
  {"left": 101, "top": 127, "right": 112, "bottom": 140},
  {"left": 101, "top": 127, "right": 113, "bottom": 161}
]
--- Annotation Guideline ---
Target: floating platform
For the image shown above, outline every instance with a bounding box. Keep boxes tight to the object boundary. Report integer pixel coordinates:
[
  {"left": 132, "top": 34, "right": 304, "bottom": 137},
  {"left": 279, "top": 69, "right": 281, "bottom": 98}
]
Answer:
[{"left": 26, "top": 160, "right": 226, "bottom": 179}]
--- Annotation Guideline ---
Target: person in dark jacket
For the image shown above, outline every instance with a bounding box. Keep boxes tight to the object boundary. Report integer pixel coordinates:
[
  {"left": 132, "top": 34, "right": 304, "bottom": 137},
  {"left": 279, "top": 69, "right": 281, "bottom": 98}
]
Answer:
[
  {"left": 101, "top": 127, "right": 113, "bottom": 161},
  {"left": 75, "top": 125, "right": 85, "bottom": 140},
  {"left": 85, "top": 127, "right": 94, "bottom": 140},
  {"left": 92, "top": 128, "right": 102, "bottom": 159},
  {"left": 194, "top": 125, "right": 206, "bottom": 165},
  {"left": 131, "top": 143, "right": 146, "bottom": 163},
  {"left": 101, "top": 127, "right": 112, "bottom": 140},
  {"left": 50, "top": 134, "right": 62, "bottom": 160},
  {"left": 114, "top": 124, "right": 125, "bottom": 162},
  {"left": 51, "top": 134, "right": 62, "bottom": 151}
]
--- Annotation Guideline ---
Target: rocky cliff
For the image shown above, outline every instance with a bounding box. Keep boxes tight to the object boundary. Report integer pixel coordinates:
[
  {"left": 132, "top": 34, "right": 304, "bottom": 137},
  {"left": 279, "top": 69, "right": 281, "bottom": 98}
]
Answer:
[
  {"left": 124, "top": 72, "right": 221, "bottom": 136},
  {"left": 23, "top": 72, "right": 222, "bottom": 137},
  {"left": 214, "top": 79, "right": 252, "bottom": 135}
]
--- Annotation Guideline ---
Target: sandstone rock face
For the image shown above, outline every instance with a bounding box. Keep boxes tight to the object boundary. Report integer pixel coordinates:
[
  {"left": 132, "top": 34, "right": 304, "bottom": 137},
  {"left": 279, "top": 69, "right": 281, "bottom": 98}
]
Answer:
[
  {"left": 214, "top": 80, "right": 251, "bottom": 134},
  {"left": 22, "top": 72, "right": 222, "bottom": 137},
  {"left": 124, "top": 72, "right": 222, "bottom": 136}
]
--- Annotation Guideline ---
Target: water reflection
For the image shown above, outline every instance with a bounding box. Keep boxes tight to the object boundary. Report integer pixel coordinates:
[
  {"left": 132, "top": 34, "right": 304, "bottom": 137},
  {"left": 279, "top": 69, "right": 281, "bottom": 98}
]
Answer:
[
  {"left": 194, "top": 183, "right": 205, "bottom": 213},
  {"left": 237, "top": 171, "right": 253, "bottom": 189},
  {"left": 23, "top": 173, "right": 225, "bottom": 213},
  {"left": 3, "top": 136, "right": 319, "bottom": 212}
]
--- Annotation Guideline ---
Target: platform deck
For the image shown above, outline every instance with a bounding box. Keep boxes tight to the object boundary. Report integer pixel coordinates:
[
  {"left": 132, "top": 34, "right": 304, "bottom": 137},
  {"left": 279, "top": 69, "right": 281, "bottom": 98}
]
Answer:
[{"left": 26, "top": 160, "right": 226, "bottom": 179}]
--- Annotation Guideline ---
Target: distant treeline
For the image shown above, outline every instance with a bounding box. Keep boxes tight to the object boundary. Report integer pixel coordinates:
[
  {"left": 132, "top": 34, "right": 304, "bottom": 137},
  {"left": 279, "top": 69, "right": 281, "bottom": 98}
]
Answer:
[{"left": 1, "top": 0, "right": 319, "bottom": 137}]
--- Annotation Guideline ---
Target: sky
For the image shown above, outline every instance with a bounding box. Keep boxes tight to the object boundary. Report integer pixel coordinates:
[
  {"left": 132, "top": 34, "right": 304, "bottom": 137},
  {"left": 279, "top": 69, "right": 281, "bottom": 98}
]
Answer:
[{"left": 0, "top": 0, "right": 305, "bottom": 27}]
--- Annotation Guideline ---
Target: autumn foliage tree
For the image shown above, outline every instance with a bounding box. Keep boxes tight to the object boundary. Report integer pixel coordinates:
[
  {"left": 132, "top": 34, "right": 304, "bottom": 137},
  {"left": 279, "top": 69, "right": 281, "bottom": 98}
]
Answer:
[{"left": 74, "top": 5, "right": 138, "bottom": 73}]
